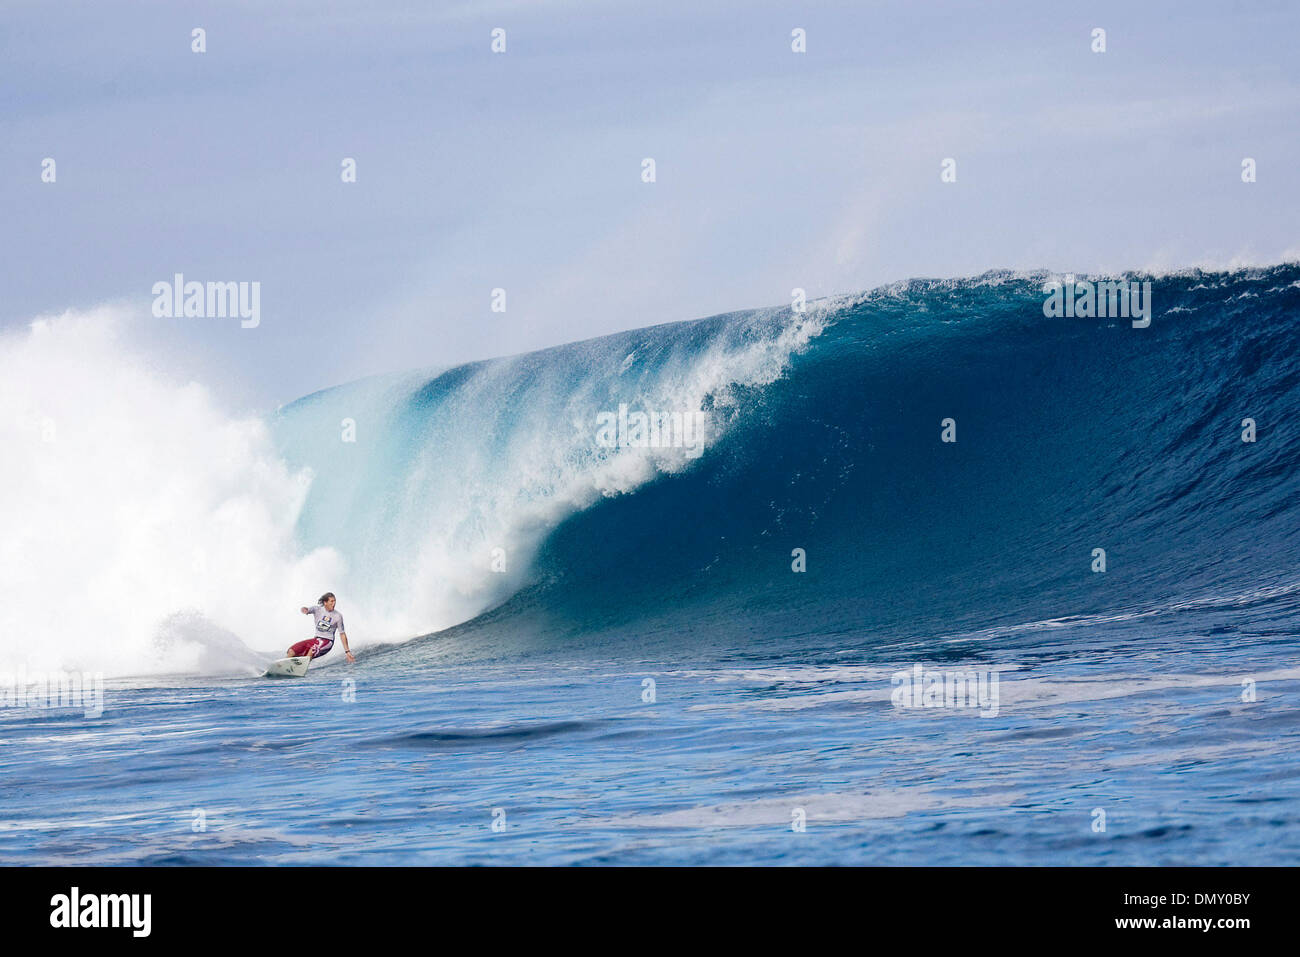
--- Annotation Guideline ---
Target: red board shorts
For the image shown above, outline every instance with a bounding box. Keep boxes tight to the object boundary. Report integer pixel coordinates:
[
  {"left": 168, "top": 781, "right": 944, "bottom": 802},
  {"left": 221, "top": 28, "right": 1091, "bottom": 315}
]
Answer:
[{"left": 288, "top": 637, "right": 335, "bottom": 660}]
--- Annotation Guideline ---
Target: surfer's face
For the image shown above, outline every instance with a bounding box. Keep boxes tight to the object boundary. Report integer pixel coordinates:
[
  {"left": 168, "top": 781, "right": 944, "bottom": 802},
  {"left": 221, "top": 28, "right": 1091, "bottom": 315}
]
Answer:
[{"left": 324, "top": 597, "right": 336, "bottom": 611}]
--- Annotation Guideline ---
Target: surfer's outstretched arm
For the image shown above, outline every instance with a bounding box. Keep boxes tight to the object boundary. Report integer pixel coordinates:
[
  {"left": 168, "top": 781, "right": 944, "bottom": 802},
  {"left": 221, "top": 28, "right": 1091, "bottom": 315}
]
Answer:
[{"left": 340, "top": 631, "right": 355, "bottom": 663}]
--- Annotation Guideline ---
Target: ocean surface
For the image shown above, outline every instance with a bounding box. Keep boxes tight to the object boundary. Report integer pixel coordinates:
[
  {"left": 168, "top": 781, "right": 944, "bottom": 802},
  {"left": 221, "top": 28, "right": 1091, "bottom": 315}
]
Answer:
[{"left": 4, "top": 266, "right": 1299, "bottom": 864}]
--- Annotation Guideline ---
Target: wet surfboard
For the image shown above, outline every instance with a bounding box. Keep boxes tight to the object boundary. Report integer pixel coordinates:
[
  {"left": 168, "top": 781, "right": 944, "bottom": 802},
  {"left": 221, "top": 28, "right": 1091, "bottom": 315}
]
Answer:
[{"left": 263, "top": 655, "right": 313, "bottom": 678}]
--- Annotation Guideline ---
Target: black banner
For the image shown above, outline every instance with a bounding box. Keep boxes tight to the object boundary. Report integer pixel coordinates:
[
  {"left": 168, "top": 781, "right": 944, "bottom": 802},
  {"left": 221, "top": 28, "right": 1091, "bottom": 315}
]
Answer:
[{"left": 2, "top": 866, "right": 1286, "bottom": 944}]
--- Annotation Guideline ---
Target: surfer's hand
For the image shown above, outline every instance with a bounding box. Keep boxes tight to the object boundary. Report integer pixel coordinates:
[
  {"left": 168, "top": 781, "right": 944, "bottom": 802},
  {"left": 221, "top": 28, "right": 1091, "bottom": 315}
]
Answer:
[
  {"left": 346, "top": 651, "right": 356, "bottom": 663},
  {"left": 300, "top": 606, "right": 310, "bottom": 614}
]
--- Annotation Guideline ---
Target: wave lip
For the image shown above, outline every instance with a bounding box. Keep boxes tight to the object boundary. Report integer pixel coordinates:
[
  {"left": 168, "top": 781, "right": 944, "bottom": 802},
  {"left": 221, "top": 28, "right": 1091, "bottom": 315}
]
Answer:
[{"left": 406, "top": 263, "right": 1300, "bottom": 658}]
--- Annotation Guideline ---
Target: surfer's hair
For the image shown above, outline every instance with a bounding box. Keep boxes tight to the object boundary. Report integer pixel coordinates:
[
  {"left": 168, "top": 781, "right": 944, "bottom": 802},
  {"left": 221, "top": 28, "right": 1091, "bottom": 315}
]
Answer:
[{"left": 318, "top": 592, "right": 336, "bottom": 604}]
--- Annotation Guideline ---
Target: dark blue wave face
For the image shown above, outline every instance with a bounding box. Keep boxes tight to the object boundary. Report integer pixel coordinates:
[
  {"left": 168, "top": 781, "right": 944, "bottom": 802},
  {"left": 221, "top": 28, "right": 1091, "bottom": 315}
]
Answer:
[{"left": 451, "top": 265, "right": 1300, "bottom": 658}]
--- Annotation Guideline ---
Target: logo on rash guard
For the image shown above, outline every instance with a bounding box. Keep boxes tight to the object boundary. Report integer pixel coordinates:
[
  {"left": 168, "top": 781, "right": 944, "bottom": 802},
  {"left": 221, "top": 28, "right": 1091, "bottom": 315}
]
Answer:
[{"left": 317, "top": 616, "right": 334, "bottom": 632}]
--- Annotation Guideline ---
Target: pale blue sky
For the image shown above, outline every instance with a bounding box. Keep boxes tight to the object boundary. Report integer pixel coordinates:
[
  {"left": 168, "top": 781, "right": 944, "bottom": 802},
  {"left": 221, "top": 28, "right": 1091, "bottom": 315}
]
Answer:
[{"left": 3, "top": 0, "right": 1297, "bottom": 408}]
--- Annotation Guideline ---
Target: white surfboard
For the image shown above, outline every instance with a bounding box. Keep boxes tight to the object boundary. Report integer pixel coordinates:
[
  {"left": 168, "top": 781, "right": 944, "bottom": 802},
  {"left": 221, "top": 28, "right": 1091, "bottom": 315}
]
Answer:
[{"left": 263, "top": 655, "right": 313, "bottom": 678}]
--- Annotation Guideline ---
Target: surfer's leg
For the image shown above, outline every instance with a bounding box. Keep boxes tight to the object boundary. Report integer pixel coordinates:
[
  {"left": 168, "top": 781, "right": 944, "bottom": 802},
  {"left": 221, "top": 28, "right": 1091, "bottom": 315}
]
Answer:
[
  {"left": 311, "top": 638, "right": 334, "bottom": 659},
  {"left": 287, "top": 638, "right": 317, "bottom": 658}
]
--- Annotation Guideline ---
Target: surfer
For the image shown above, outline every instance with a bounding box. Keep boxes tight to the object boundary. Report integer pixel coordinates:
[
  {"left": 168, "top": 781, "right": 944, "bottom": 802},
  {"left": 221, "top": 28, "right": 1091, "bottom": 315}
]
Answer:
[{"left": 287, "top": 592, "right": 355, "bottom": 663}]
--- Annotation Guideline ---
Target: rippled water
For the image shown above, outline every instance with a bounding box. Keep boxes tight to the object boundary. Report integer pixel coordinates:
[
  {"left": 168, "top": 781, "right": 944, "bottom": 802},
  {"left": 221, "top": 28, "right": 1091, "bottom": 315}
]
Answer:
[{"left": 5, "top": 607, "right": 1297, "bottom": 865}]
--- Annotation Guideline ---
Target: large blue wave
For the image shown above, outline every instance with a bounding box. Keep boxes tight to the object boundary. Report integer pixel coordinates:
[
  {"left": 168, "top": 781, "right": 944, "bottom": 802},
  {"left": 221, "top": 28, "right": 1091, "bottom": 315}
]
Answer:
[{"left": 276, "top": 265, "right": 1300, "bottom": 660}]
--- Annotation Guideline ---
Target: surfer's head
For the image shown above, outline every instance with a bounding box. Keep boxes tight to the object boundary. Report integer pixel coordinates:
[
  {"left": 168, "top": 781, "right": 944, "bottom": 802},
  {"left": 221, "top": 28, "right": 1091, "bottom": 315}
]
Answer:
[{"left": 318, "top": 592, "right": 336, "bottom": 610}]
